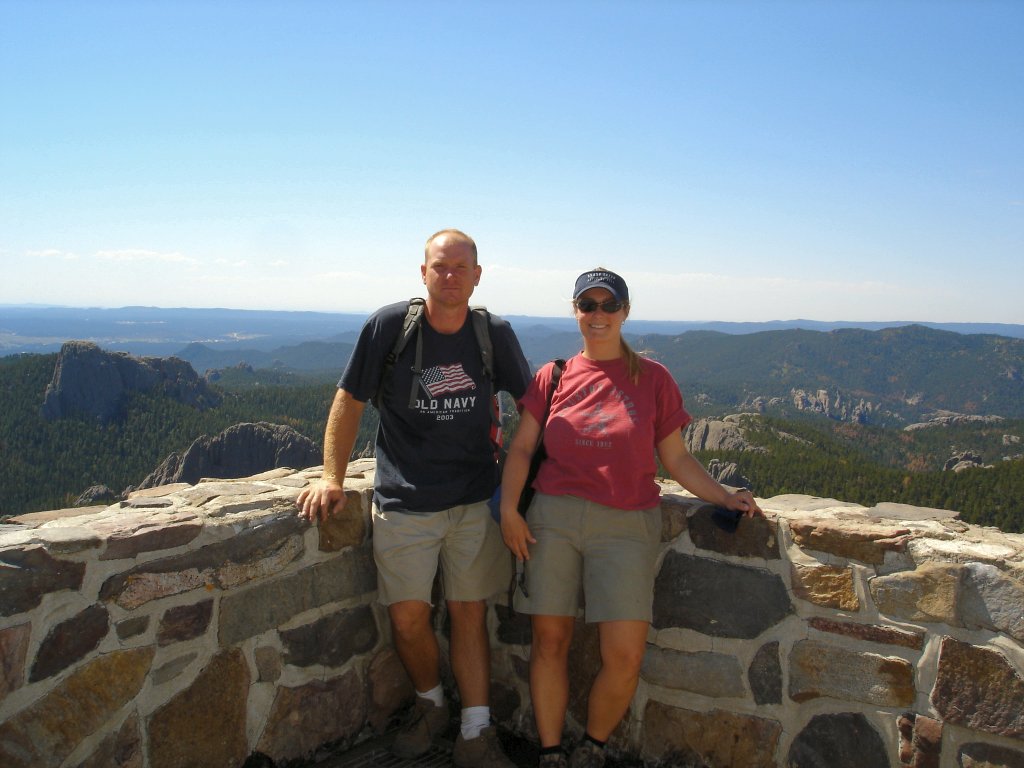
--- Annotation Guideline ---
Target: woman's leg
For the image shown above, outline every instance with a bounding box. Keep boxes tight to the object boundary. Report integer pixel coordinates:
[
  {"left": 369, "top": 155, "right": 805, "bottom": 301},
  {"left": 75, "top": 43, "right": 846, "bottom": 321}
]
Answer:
[
  {"left": 530, "top": 614, "right": 577, "bottom": 748},
  {"left": 584, "top": 620, "right": 649, "bottom": 741}
]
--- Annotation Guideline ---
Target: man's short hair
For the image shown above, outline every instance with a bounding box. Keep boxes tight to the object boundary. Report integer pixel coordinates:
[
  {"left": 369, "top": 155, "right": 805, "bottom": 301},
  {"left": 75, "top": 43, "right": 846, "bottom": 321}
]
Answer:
[{"left": 425, "top": 229, "right": 478, "bottom": 264}]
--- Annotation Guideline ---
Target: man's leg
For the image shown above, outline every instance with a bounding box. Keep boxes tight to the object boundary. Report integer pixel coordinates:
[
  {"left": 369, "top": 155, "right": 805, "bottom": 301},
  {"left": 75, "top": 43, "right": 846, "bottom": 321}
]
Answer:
[
  {"left": 450, "top": 599, "right": 517, "bottom": 767},
  {"left": 387, "top": 599, "right": 450, "bottom": 759},
  {"left": 447, "top": 599, "right": 489, "bottom": 706},
  {"left": 388, "top": 599, "right": 440, "bottom": 692},
  {"left": 444, "top": 505, "right": 517, "bottom": 768}
]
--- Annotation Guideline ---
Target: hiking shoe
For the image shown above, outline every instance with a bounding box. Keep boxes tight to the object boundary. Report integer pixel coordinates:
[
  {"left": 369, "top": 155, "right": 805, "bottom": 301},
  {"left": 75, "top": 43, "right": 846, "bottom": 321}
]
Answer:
[
  {"left": 568, "top": 739, "right": 606, "bottom": 768},
  {"left": 453, "top": 725, "right": 516, "bottom": 768},
  {"left": 539, "top": 751, "right": 569, "bottom": 768},
  {"left": 390, "top": 698, "right": 448, "bottom": 758}
]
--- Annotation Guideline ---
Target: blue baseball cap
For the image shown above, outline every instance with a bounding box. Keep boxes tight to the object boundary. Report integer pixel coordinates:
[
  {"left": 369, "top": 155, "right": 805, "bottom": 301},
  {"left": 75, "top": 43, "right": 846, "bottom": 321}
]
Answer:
[{"left": 573, "top": 269, "right": 629, "bottom": 303}]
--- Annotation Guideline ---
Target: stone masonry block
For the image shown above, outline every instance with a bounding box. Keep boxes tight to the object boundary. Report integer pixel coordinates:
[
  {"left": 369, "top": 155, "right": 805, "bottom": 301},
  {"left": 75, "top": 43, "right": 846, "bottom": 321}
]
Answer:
[
  {"left": 256, "top": 669, "right": 366, "bottom": 764},
  {"left": 790, "top": 518, "right": 911, "bottom": 564},
  {"left": 147, "top": 649, "right": 249, "bottom": 768},
  {"left": 689, "top": 503, "right": 780, "bottom": 559},
  {"left": 0, "top": 545, "right": 85, "bottom": 617},
  {"left": 931, "top": 637, "right": 1024, "bottom": 739},
  {"left": 29, "top": 603, "right": 110, "bottom": 682},
  {"left": 641, "top": 644, "right": 745, "bottom": 699},
  {"left": 642, "top": 700, "right": 781, "bottom": 768},
  {"left": 653, "top": 551, "right": 792, "bottom": 638},
  {"left": 218, "top": 545, "right": 376, "bottom": 646},
  {"left": 0, "top": 647, "right": 154, "bottom": 768},
  {"left": 791, "top": 562, "right": 859, "bottom": 610},
  {"left": 870, "top": 563, "right": 963, "bottom": 626},
  {"left": 280, "top": 604, "right": 378, "bottom": 668},
  {"left": 787, "top": 712, "right": 889, "bottom": 768},
  {"left": 789, "top": 638, "right": 915, "bottom": 707}
]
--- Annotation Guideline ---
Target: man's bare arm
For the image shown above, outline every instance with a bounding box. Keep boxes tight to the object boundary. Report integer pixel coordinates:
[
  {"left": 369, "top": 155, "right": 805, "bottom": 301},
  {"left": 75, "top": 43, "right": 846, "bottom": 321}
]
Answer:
[{"left": 296, "top": 389, "right": 366, "bottom": 522}]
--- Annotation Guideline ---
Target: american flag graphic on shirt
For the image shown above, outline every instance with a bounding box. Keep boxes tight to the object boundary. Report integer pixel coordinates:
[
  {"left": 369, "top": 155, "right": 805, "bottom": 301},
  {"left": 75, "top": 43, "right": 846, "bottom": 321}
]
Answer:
[{"left": 420, "top": 363, "right": 477, "bottom": 397}]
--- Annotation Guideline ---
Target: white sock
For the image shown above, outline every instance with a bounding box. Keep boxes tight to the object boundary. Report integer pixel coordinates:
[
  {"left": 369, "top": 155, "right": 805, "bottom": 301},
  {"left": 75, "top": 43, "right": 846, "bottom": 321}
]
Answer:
[
  {"left": 416, "top": 684, "right": 445, "bottom": 708},
  {"left": 460, "top": 706, "right": 491, "bottom": 740}
]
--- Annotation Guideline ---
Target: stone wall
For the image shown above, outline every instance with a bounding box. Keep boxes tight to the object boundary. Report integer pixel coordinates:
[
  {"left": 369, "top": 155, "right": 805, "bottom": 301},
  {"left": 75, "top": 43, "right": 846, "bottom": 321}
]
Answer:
[{"left": 1, "top": 461, "right": 1022, "bottom": 767}]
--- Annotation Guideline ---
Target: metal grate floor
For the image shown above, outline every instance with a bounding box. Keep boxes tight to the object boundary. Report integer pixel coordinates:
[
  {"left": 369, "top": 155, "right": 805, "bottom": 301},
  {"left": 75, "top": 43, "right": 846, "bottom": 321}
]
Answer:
[
  {"left": 311, "top": 732, "right": 637, "bottom": 768},
  {"left": 315, "top": 733, "right": 541, "bottom": 768},
  {"left": 321, "top": 740, "right": 455, "bottom": 768}
]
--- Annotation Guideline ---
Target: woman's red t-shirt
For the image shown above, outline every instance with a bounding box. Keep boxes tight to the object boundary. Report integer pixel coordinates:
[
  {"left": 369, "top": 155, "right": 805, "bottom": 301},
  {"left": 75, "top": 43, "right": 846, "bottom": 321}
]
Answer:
[{"left": 520, "top": 354, "right": 692, "bottom": 511}]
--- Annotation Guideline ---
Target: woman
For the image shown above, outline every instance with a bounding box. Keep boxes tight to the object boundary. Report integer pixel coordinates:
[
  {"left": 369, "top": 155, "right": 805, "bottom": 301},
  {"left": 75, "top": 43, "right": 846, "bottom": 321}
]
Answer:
[{"left": 500, "top": 268, "right": 762, "bottom": 768}]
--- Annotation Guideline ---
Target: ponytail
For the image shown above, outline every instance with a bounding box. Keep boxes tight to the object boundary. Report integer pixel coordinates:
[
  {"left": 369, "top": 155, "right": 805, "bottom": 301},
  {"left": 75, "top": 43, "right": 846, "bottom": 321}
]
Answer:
[{"left": 620, "top": 337, "right": 644, "bottom": 384}]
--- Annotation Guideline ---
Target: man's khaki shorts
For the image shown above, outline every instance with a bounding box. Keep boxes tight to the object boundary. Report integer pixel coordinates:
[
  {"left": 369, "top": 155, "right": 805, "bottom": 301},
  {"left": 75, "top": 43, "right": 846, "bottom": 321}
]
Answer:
[
  {"left": 372, "top": 500, "right": 512, "bottom": 605},
  {"left": 515, "top": 493, "right": 662, "bottom": 623}
]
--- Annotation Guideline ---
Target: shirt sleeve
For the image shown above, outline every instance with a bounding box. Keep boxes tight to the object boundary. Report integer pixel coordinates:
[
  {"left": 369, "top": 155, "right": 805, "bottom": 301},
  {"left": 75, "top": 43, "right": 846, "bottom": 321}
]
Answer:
[
  {"left": 650, "top": 360, "right": 692, "bottom": 442},
  {"left": 338, "top": 302, "right": 405, "bottom": 402},
  {"left": 518, "top": 361, "right": 556, "bottom": 424}
]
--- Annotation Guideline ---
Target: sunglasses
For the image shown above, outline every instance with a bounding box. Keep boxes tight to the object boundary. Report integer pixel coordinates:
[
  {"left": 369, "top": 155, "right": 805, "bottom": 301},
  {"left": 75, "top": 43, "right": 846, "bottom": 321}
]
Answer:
[{"left": 575, "top": 298, "right": 625, "bottom": 314}]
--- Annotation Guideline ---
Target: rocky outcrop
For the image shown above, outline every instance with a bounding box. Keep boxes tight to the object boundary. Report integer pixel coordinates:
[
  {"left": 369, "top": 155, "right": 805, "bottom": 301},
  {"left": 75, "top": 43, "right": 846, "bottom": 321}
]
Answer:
[
  {"left": 74, "top": 485, "right": 119, "bottom": 506},
  {"left": 685, "top": 416, "right": 758, "bottom": 453},
  {"left": 905, "top": 411, "right": 1005, "bottom": 432},
  {"left": 944, "top": 451, "right": 989, "bottom": 472},
  {"left": 137, "top": 422, "right": 320, "bottom": 489},
  {"left": 706, "top": 458, "right": 752, "bottom": 489},
  {"left": 41, "top": 341, "right": 220, "bottom": 423},
  {"left": 742, "top": 395, "right": 788, "bottom": 412},
  {"left": 790, "top": 388, "right": 880, "bottom": 423},
  {"left": 741, "top": 390, "right": 885, "bottom": 423}
]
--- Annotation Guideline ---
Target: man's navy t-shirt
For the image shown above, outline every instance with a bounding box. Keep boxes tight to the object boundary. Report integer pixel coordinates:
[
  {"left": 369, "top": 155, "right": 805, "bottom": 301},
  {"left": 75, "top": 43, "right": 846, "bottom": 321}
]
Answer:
[{"left": 340, "top": 301, "right": 531, "bottom": 513}]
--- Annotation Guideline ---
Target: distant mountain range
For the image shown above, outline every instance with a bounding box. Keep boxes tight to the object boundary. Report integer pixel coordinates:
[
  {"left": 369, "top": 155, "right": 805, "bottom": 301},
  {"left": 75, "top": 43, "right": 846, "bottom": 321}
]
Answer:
[
  {"left": 2, "top": 305, "right": 1022, "bottom": 359},
  {"left": 9, "top": 306, "right": 1023, "bottom": 428}
]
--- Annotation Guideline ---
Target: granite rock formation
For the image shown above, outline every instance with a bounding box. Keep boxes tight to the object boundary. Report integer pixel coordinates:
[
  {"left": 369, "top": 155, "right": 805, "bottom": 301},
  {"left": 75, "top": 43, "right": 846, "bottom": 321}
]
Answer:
[
  {"left": 684, "top": 416, "right": 758, "bottom": 453},
  {"left": 74, "top": 485, "right": 120, "bottom": 506},
  {"left": 137, "top": 422, "right": 320, "bottom": 489},
  {"left": 41, "top": 341, "right": 220, "bottom": 423},
  {"left": 705, "top": 458, "right": 752, "bottom": 489},
  {"left": 944, "top": 450, "right": 988, "bottom": 472},
  {"left": 790, "top": 387, "right": 879, "bottom": 423}
]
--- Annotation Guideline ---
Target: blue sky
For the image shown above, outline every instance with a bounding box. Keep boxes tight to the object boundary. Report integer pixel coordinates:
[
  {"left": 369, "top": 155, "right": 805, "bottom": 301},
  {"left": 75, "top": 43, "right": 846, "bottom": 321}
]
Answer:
[{"left": 1, "top": 0, "right": 1021, "bottom": 322}]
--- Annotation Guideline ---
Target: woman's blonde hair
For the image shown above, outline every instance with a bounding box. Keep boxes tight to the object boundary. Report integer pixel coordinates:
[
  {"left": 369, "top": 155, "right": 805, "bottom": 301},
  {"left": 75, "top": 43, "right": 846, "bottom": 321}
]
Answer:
[{"left": 621, "top": 336, "right": 644, "bottom": 384}]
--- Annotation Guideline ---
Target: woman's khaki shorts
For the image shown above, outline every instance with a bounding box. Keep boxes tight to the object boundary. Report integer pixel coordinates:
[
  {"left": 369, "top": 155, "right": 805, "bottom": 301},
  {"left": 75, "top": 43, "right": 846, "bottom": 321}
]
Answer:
[
  {"left": 515, "top": 493, "right": 662, "bottom": 623},
  {"left": 372, "top": 500, "right": 511, "bottom": 606}
]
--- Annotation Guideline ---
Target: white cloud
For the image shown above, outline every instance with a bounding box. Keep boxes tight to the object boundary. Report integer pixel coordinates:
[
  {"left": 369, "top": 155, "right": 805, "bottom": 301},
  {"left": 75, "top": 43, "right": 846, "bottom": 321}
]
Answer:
[
  {"left": 28, "top": 249, "right": 79, "bottom": 261},
  {"left": 96, "top": 249, "right": 200, "bottom": 266}
]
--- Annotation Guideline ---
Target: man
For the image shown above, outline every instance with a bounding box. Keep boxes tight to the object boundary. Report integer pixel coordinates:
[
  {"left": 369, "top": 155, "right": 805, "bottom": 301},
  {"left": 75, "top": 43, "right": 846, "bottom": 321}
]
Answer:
[{"left": 297, "top": 229, "right": 530, "bottom": 768}]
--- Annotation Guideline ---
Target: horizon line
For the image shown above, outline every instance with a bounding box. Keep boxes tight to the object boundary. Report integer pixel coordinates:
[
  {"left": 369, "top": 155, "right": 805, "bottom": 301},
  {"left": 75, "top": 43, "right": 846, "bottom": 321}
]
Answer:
[{"left": 2, "top": 303, "right": 1023, "bottom": 330}]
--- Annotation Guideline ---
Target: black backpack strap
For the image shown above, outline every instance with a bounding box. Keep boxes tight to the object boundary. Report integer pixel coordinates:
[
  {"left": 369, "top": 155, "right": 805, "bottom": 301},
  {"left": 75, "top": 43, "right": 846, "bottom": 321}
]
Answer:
[
  {"left": 374, "top": 298, "right": 425, "bottom": 409},
  {"left": 470, "top": 306, "right": 494, "bottom": 381},
  {"left": 407, "top": 316, "right": 425, "bottom": 410},
  {"left": 469, "top": 305, "right": 498, "bottom": 428},
  {"left": 542, "top": 359, "right": 565, "bottom": 425}
]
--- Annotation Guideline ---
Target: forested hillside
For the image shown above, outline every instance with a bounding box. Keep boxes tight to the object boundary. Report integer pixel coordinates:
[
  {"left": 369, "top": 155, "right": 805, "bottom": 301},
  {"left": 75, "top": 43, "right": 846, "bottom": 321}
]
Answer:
[
  {"left": 0, "top": 354, "right": 344, "bottom": 515},
  {"left": 708, "top": 416, "right": 1024, "bottom": 533},
  {"left": 634, "top": 325, "right": 1024, "bottom": 423},
  {"left": 1, "top": 351, "right": 1021, "bottom": 532}
]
